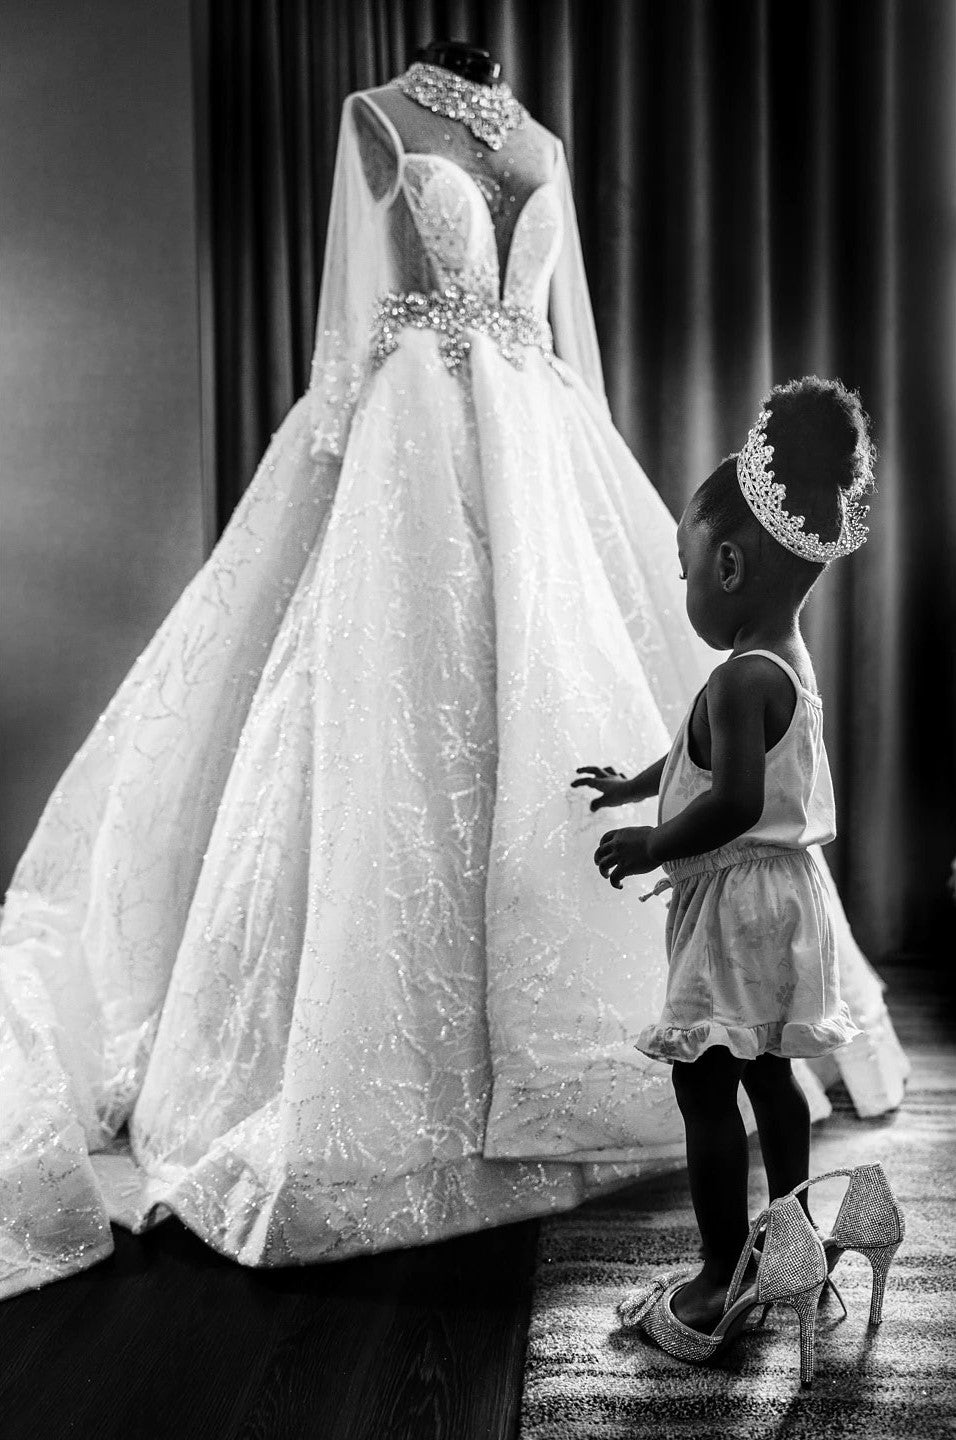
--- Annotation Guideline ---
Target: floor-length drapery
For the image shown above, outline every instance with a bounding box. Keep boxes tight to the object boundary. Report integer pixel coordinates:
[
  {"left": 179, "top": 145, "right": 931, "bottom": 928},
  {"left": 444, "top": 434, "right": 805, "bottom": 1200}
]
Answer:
[{"left": 199, "top": 0, "right": 956, "bottom": 962}]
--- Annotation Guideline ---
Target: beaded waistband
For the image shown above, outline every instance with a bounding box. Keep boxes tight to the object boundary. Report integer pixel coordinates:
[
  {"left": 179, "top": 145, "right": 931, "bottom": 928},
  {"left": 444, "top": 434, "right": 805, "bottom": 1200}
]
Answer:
[{"left": 370, "top": 285, "right": 553, "bottom": 374}]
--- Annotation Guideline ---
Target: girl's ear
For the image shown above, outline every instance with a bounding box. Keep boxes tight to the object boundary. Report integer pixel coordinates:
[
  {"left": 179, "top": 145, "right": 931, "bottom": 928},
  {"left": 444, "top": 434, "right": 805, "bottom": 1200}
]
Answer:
[{"left": 717, "top": 541, "right": 745, "bottom": 592}]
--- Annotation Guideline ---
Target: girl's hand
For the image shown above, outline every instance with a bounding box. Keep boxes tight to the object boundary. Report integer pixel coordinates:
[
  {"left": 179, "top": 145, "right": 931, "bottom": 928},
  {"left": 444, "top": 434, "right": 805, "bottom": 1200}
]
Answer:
[
  {"left": 572, "top": 765, "right": 635, "bottom": 811},
  {"left": 594, "top": 827, "right": 658, "bottom": 889}
]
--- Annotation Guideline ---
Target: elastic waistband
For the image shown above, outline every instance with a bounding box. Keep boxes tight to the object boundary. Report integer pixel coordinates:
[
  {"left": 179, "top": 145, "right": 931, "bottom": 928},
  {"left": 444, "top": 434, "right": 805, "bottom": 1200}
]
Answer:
[{"left": 665, "top": 842, "right": 803, "bottom": 882}]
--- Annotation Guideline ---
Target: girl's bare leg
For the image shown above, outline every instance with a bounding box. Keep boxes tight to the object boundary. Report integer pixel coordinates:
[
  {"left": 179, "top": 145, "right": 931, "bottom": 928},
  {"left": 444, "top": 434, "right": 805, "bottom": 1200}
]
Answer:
[
  {"left": 669, "top": 1045, "right": 751, "bottom": 1331},
  {"left": 741, "top": 1053, "right": 813, "bottom": 1223}
]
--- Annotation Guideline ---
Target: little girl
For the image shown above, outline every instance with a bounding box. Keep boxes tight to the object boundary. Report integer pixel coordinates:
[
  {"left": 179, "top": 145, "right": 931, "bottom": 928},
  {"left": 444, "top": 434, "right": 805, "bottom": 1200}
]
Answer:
[{"left": 574, "top": 376, "right": 874, "bottom": 1343}]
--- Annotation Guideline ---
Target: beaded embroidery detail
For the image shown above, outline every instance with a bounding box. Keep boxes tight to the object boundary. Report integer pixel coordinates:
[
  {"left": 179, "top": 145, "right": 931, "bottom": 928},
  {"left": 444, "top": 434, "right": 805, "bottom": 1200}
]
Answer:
[
  {"left": 736, "top": 406, "right": 870, "bottom": 564},
  {"left": 393, "top": 62, "right": 527, "bottom": 151},
  {"left": 370, "top": 285, "right": 553, "bottom": 373}
]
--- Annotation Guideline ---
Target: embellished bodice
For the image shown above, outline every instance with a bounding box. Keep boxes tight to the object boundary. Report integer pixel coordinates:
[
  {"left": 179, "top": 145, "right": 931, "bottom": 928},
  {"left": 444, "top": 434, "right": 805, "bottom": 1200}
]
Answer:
[
  {"left": 353, "top": 94, "right": 567, "bottom": 375},
  {"left": 307, "top": 85, "right": 611, "bottom": 456},
  {"left": 398, "top": 154, "right": 563, "bottom": 313}
]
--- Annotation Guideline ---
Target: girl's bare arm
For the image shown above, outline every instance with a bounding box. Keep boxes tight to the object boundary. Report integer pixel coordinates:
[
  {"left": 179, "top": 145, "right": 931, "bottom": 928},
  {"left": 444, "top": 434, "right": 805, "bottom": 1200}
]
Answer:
[{"left": 647, "top": 664, "right": 767, "bottom": 864}]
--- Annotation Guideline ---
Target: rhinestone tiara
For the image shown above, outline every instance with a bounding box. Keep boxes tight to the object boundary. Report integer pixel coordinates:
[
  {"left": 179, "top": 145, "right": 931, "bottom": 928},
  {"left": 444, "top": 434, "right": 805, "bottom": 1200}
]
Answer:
[{"left": 736, "top": 406, "right": 870, "bottom": 564}]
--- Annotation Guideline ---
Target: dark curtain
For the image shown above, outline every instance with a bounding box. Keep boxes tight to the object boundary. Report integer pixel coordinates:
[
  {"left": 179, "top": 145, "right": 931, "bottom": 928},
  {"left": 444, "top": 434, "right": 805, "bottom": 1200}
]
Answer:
[{"left": 202, "top": 0, "right": 956, "bottom": 963}]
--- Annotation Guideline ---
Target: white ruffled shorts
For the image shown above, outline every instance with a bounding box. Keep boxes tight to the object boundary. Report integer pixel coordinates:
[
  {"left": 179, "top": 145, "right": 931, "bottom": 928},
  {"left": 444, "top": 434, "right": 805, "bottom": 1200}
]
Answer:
[{"left": 635, "top": 842, "right": 861, "bottom": 1065}]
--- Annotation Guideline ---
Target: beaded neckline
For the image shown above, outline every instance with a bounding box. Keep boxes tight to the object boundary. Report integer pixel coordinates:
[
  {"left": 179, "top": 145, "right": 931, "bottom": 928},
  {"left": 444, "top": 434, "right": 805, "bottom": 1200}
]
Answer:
[{"left": 392, "top": 62, "right": 527, "bottom": 151}]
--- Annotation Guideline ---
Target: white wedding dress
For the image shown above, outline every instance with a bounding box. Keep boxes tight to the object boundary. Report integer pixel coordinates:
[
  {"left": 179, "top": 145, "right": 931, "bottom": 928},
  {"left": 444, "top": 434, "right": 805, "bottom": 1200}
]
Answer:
[{"left": 0, "top": 83, "right": 908, "bottom": 1300}]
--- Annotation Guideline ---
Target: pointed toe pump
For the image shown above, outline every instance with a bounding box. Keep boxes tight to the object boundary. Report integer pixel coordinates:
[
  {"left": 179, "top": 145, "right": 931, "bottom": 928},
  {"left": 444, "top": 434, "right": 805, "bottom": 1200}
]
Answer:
[{"left": 617, "top": 1192, "right": 829, "bottom": 1387}]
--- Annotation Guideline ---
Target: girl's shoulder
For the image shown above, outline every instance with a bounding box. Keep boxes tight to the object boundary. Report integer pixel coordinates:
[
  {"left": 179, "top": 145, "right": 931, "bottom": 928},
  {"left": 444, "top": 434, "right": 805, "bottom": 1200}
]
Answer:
[
  {"left": 705, "top": 654, "right": 801, "bottom": 737},
  {"left": 707, "top": 652, "right": 787, "bottom": 698},
  {"left": 720, "top": 648, "right": 819, "bottom": 699}
]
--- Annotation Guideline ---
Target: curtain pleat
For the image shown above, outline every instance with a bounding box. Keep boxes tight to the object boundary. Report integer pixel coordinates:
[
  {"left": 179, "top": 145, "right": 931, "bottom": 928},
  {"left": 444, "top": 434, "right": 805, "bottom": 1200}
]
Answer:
[{"left": 204, "top": 0, "right": 956, "bottom": 961}]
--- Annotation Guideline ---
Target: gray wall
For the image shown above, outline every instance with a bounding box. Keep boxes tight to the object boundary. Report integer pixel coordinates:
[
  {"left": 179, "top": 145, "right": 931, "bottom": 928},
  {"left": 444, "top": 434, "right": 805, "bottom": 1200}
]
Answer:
[{"left": 0, "top": 0, "right": 206, "bottom": 889}]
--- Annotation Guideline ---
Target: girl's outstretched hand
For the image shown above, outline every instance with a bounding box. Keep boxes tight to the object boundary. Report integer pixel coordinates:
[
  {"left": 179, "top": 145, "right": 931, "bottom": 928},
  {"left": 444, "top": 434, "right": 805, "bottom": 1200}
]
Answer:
[
  {"left": 594, "top": 827, "right": 657, "bottom": 889},
  {"left": 571, "top": 765, "right": 634, "bottom": 811}
]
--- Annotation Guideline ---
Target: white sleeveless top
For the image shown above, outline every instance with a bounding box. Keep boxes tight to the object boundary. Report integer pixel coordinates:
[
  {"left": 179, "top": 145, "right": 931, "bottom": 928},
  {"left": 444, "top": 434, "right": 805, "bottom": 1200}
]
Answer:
[{"left": 658, "top": 649, "right": 837, "bottom": 861}]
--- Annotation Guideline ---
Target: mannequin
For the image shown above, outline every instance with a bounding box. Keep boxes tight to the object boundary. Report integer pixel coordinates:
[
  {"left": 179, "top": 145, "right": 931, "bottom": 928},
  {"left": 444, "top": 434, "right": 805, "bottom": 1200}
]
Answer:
[{"left": 415, "top": 39, "right": 501, "bottom": 84}]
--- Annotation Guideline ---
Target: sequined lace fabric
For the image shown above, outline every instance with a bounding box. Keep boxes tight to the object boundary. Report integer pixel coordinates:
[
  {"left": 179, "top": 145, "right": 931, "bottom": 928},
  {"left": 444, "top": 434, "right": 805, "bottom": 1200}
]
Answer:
[{"left": 0, "top": 83, "right": 909, "bottom": 1300}]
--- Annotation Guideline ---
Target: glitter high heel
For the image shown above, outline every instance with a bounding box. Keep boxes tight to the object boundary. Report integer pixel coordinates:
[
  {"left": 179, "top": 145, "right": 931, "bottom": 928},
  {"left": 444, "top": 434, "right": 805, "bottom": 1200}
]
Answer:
[
  {"left": 617, "top": 1192, "right": 828, "bottom": 1386},
  {"left": 785, "top": 1163, "right": 905, "bottom": 1326},
  {"left": 750, "top": 1219, "right": 845, "bottom": 1321}
]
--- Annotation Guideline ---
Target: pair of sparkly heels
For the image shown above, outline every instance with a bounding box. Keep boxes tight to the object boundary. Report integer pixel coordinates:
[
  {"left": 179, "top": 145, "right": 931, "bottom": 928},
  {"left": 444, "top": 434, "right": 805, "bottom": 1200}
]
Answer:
[{"left": 617, "top": 1163, "right": 905, "bottom": 1387}]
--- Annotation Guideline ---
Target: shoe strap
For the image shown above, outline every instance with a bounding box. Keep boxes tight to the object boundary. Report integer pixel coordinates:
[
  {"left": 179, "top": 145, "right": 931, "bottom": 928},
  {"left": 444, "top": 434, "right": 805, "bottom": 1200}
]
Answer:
[
  {"left": 783, "top": 1166, "right": 859, "bottom": 1200},
  {"left": 726, "top": 1194, "right": 828, "bottom": 1314},
  {"left": 782, "top": 1163, "right": 901, "bottom": 1249},
  {"left": 724, "top": 1207, "right": 770, "bottom": 1314}
]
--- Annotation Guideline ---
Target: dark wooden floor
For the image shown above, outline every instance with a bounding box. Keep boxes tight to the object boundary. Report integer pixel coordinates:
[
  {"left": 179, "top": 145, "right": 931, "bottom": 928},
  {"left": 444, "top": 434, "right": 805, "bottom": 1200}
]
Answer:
[
  {"left": 0, "top": 964, "right": 944, "bottom": 1440},
  {"left": 0, "top": 1196, "right": 539, "bottom": 1440}
]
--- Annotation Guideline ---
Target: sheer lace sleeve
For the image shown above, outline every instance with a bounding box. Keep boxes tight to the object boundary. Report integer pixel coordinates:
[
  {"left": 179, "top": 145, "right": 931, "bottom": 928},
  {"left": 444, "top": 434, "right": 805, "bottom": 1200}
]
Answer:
[
  {"left": 308, "top": 94, "right": 402, "bottom": 460},
  {"left": 549, "top": 141, "right": 610, "bottom": 416}
]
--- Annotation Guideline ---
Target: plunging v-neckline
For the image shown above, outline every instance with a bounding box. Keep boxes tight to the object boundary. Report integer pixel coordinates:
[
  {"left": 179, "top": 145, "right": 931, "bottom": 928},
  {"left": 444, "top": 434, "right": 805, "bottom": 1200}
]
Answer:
[{"left": 402, "top": 151, "right": 557, "bottom": 302}]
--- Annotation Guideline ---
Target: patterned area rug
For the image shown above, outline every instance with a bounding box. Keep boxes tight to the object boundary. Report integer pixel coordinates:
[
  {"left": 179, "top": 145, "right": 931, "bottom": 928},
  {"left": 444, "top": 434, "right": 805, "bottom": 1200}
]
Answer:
[{"left": 519, "top": 978, "right": 955, "bottom": 1439}]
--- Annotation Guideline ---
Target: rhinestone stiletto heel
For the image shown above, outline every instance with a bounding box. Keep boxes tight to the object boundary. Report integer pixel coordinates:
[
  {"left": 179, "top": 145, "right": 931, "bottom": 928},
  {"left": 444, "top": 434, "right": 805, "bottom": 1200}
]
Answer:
[
  {"left": 617, "top": 1192, "right": 828, "bottom": 1386},
  {"left": 785, "top": 1163, "right": 905, "bottom": 1326}
]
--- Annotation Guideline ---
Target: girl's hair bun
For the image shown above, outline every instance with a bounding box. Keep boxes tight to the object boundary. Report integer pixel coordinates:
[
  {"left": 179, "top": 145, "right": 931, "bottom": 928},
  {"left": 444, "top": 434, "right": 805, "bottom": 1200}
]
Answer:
[
  {"left": 765, "top": 375, "right": 876, "bottom": 497},
  {"left": 692, "top": 375, "right": 876, "bottom": 578}
]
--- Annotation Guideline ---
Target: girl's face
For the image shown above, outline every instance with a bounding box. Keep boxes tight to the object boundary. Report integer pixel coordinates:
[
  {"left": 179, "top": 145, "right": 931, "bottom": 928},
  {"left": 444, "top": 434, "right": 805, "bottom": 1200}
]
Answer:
[{"left": 676, "top": 505, "right": 735, "bottom": 650}]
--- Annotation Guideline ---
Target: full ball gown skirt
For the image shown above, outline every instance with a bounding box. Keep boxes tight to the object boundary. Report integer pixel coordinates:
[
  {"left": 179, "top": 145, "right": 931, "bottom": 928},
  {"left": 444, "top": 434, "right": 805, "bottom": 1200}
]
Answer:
[{"left": 0, "top": 93, "right": 908, "bottom": 1298}]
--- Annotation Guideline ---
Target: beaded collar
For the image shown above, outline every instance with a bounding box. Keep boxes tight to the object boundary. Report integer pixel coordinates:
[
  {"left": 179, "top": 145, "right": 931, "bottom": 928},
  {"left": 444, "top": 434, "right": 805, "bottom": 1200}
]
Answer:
[{"left": 392, "top": 62, "right": 527, "bottom": 151}]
